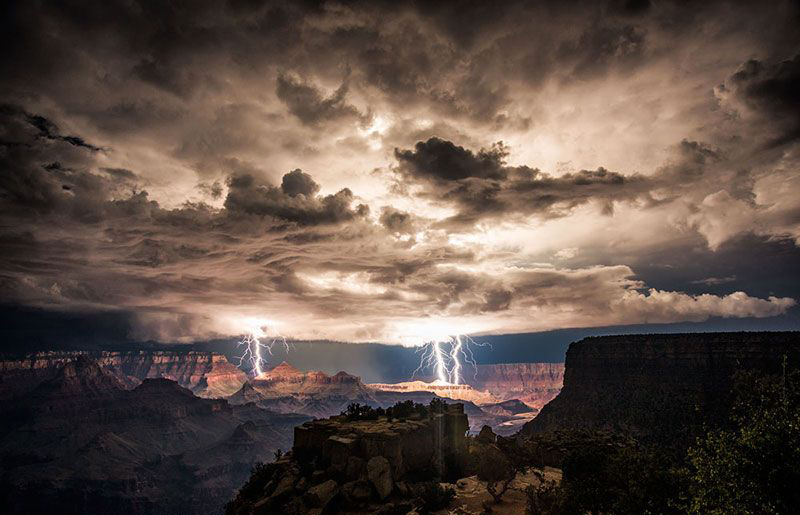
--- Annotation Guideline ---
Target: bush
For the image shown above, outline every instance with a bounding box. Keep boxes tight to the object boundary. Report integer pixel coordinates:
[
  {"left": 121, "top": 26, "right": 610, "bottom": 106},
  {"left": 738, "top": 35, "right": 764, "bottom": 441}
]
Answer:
[
  {"left": 687, "top": 366, "right": 800, "bottom": 515},
  {"left": 343, "top": 403, "right": 379, "bottom": 420},
  {"left": 343, "top": 400, "right": 440, "bottom": 421},
  {"left": 525, "top": 473, "right": 563, "bottom": 515},
  {"left": 559, "top": 440, "right": 686, "bottom": 515},
  {"left": 417, "top": 481, "right": 455, "bottom": 514}
]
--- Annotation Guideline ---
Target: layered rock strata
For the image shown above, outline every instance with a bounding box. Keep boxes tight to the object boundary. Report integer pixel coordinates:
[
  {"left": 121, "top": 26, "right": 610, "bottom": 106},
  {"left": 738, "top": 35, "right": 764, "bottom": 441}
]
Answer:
[
  {"left": 0, "top": 350, "right": 247, "bottom": 399},
  {"left": 468, "top": 363, "right": 564, "bottom": 409}
]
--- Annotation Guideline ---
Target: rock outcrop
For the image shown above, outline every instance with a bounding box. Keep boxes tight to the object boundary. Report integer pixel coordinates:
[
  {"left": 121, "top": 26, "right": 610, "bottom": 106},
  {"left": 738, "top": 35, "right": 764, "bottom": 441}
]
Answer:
[
  {"left": 468, "top": 363, "right": 564, "bottom": 410},
  {"left": 227, "top": 403, "right": 470, "bottom": 515},
  {"left": 0, "top": 350, "right": 247, "bottom": 399},
  {"left": 521, "top": 332, "right": 800, "bottom": 446}
]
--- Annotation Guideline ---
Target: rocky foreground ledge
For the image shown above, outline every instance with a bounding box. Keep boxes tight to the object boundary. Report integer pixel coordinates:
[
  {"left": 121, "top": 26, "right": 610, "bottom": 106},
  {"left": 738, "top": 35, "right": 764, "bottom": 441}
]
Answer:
[{"left": 226, "top": 403, "right": 472, "bottom": 515}]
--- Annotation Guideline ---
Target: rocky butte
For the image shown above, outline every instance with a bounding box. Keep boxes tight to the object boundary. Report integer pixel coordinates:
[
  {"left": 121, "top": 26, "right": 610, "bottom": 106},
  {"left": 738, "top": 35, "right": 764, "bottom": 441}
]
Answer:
[
  {"left": 227, "top": 402, "right": 470, "bottom": 514},
  {"left": 522, "top": 331, "right": 800, "bottom": 447}
]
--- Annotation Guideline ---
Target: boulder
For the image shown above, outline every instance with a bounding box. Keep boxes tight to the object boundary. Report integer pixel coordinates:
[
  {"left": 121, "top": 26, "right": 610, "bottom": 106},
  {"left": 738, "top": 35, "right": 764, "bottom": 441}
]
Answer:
[
  {"left": 270, "top": 473, "right": 296, "bottom": 500},
  {"left": 311, "top": 469, "right": 327, "bottom": 484},
  {"left": 395, "top": 480, "right": 410, "bottom": 496},
  {"left": 304, "top": 479, "right": 339, "bottom": 508},
  {"left": 342, "top": 479, "right": 373, "bottom": 504},
  {"left": 367, "top": 456, "right": 393, "bottom": 499},
  {"left": 346, "top": 455, "right": 365, "bottom": 479}
]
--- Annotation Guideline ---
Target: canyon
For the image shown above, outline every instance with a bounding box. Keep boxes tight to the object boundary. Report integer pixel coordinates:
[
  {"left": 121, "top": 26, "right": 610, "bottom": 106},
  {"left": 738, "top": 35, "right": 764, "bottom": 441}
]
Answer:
[
  {"left": 0, "top": 351, "right": 566, "bottom": 514},
  {"left": 0, "top": 355, "right": 309, "bottom": 515},
  {"left": 0, "top": 350, "right": 248, "bottom": 399},
  {"left": 522, "top": 331, "right": 800, "bottom": 447}
]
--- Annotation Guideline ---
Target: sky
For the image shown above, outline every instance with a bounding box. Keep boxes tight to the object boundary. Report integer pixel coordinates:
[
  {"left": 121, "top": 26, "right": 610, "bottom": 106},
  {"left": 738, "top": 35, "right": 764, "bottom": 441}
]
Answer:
[{"left": 1, "top": 0, "right": 799, "bottom": 346}]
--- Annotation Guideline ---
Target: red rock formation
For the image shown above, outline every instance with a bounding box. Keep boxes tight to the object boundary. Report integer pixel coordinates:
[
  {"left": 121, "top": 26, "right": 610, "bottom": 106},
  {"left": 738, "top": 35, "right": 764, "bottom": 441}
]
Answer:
[
  {"left": 466, "top": 363, "right": 564, "bottom": 410},
  {"left": 0, "top": 350, "right": 247, "bottom": 399}
]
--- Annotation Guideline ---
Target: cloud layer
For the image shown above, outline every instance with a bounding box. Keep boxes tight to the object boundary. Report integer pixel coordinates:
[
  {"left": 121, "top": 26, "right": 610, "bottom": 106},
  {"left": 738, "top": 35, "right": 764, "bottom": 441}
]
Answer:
[{"left": 1, "top": 0, "right": 798, "bottom": 343}]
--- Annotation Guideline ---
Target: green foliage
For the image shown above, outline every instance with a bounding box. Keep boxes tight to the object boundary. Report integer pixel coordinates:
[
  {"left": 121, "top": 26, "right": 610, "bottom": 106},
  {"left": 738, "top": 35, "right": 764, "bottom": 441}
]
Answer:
[
  {"left": 417, "top": 481, "right": 455, "bottom": 514},
  {"left": 343, "top": 402, "right": 380, "bottom": 420},
  {"left": 687, "top": 367, "right": 800, "bottom": 515},
  {"left": 342, "top": 399, "right": 441, "bottom": 421},
  {"left": 525, "top": 472, "right": 563, "bottom": 515},
  {"left": 559, "top": 440, "right": 687, "bottom": 515}
]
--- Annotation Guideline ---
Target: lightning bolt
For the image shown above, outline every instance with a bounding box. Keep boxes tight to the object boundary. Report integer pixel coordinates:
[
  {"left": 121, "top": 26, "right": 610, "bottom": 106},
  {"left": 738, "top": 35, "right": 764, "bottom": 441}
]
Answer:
[
  {"left": 412, "top": 334, "right": 492, "bottom": 385},
  {"left": 235, "top": 323, "right": 291, "bottom": 377},
  {"left": 450, "top": 334, "right": 462, "bottom": 385}
]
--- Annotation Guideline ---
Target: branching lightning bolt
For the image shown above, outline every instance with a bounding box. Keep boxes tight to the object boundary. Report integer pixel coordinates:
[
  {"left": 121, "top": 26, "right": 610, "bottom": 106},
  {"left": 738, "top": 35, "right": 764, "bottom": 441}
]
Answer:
[
  {"left": 235, "top": 325, "right": 291, "bottom": 377},
  {"left": 412, "top": 334, "right": 492, "bottom": 385}
]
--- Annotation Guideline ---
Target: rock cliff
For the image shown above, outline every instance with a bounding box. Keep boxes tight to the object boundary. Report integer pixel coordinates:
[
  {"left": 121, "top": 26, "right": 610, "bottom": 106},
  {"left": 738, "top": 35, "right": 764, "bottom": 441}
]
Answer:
[
  {"left": 468, "top": 363, "right": 564, "bottom": 410},
  {"left": 226, "top": 402, "right": 470, "bottom": 514},
  {"left": 521, "top": 332, "right": 800, "bottom": 446},
  {"left": 0, "top": 350, "right": 247, "bottom": 399}
]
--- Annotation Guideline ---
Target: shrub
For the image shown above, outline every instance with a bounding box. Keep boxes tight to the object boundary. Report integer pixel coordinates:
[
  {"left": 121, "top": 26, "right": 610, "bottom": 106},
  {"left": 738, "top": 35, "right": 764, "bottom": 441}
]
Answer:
[
  {"left": 525, "top": 473, "right": 563, "bottom": 515},
  {"left": 343, "top": 403, "right": 379, "bottom": 420},
  {"left": 417, "top": 481, "right": 455, "bottom": 514},
  {"left": 687, "top": 366, "right": 800, "bottom": 515}
]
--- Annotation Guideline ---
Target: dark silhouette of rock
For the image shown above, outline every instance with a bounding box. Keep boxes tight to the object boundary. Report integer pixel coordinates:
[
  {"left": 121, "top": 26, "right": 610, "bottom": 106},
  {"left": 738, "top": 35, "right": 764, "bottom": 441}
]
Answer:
[
  {"left": 0, "top": 356, "right": 310, "bottom": 515},
  {"left": 521, "top": 332, "right": 800, "bottom": 448}
]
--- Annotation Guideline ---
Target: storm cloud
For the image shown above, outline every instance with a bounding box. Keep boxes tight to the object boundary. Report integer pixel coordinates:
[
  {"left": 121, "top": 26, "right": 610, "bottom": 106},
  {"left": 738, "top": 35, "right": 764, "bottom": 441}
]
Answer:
[{"left": 0, "top": 0, "right": 798, "bottom": 344}]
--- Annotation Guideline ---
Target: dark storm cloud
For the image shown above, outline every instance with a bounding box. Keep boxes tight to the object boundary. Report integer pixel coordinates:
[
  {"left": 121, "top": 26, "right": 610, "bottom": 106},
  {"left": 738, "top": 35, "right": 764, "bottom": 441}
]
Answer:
[
  {"left": 224, "top": 171, "right": 368, "bottom": 225},
  {"left": 0, "top": 0, "right": 798, "bottom": 343},
  {"left": 717, "top": 54, "right": 800, "bottom": 146},
  {"left": 1, "top": 105, "right": 102, "bottom": 152},
  {"left": 379, "top": 207, "right": 417, "bottom": 234},
  {"left": 276, "top": 73, "right": 365, "bottom": 126},
  {"left": 394, "top": 137, "right": 651, "bottom": 225}
]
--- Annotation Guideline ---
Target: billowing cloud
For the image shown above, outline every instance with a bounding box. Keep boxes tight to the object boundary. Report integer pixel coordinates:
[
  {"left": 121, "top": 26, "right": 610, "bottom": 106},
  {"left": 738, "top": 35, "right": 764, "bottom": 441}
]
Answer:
[
  {"left": 394, "top": 137, "right": 651, "bottom": 226},
  {"left": 0, "top": 0, "right": 798, "bottom": 344}
]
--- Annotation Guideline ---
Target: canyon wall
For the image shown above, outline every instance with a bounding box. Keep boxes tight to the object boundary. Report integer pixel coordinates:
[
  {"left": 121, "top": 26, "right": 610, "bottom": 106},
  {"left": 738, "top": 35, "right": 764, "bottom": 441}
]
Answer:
[
  {"left": 468, "top": 362, "right": 564, "bottom": 409},
  {"left": 0, "top": 355, "right": 307, "bottom": 515},
  {"left": 0, "top": 350, "right": 247, "bottom": 399},
  {"left": 522, "top": 332, "right": 800, "bottom": 445}
]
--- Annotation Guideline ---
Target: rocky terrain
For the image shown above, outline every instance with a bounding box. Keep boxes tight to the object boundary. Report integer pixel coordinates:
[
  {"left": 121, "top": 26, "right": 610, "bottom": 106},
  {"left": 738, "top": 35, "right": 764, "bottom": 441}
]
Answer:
[
  {"left": 522, "top": 331, "right": 800, "bottom": 447},
  {"left": 468, "top": 363, "right": 564, "bottom": 410},
  {"left": 226, "top": 402, "right": 471, "bottom": 514},
  {"left": 0, "top": 356, "right": 310, "bottom": 515},
  {"left": 0, "top": 350, "right": 247, "bottom": 399},
  {"left": 229, "top": 362, "right": 532, "bottom": 434}
]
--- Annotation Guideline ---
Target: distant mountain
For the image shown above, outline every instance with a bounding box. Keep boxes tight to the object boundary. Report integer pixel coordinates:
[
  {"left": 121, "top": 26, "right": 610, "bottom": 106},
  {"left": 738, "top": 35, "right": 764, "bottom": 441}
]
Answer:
[
  {"left": 0, "top": 350, "right": 247, "bottom": 400},
  {"left": 0, "top": 356, "right": 310, "bottom": 515}
]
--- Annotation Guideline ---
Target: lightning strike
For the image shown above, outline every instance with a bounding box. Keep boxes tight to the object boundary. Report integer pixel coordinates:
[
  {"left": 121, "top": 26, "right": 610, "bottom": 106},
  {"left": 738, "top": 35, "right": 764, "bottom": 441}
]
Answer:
[
  {"left": 412, "top": 334, "right": 491, "bottom": 385},
  {"left": 449, "top": 334, "right": 462, "bottom": 385},
  {"left": 235, "top": 320, "right": 291, "bottom": 377}
]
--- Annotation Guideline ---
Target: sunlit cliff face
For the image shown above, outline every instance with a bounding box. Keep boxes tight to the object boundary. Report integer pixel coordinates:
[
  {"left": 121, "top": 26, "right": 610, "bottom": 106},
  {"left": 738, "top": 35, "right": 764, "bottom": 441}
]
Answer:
[{"left": 0, "top": 1, "right": 798, "bottom": 343}]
